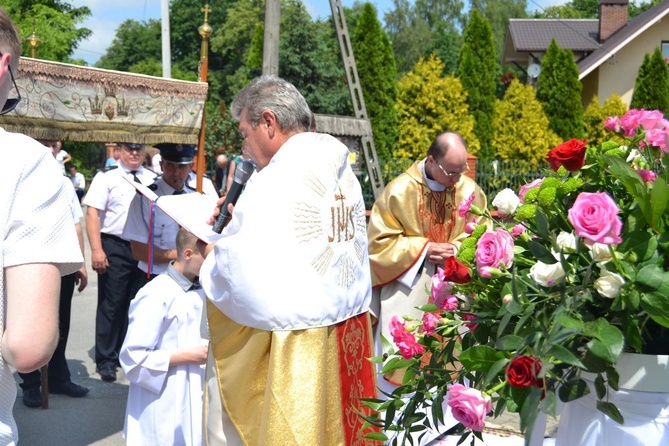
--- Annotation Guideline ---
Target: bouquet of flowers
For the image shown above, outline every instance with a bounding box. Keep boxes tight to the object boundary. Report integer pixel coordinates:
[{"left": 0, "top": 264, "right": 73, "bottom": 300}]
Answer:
[{"left": 365, "top": 109, "right": 669, "bottom": 445}]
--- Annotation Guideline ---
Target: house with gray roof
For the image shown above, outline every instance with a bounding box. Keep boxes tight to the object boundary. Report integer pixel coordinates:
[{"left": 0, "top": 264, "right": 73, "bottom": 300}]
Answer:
[{"left": 501, "top": 0, "right": 669, "bottom": 107}]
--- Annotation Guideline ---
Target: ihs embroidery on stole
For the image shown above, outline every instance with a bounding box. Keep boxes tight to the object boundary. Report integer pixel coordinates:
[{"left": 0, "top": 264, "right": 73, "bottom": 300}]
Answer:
[{"left": 294, "top": 168, "right": 365, "bottom": 289}]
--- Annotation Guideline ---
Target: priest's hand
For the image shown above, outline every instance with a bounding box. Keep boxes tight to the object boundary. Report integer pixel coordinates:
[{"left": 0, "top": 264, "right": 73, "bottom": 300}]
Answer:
[
  {"left": 170, "top": 344, "right": 209, "bottom": 366},
  {"left": 427, "top": 242, "right": 457, "bottom": 264}
]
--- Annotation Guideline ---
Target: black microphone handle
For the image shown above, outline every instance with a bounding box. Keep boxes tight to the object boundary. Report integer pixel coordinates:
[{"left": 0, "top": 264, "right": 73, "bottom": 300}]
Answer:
[{"left": 212, "top": 180, "right": 245, "bottom": 233}]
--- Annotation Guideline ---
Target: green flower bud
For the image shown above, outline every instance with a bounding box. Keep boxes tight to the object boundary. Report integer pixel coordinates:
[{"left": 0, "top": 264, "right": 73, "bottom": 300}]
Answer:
[
  {"left": 458, "top": 247, "right": 476, "bottom": 265},
  {"left": 514, "top": 204, "right": 537, "bottom": 221},
  {"left": 604, "top": 148, "right": 626, "bottom": 158},
  {"left": 460, "top": 237, "right": 478, "bottom": 250},
  {"left": 523, "top": 188, "right": 540, "bottom": 203},
  {"left": 469, "top": 204, "right": 484, "bottom": 216},
  {"left": 471, "top": 224, "right": 487, "bottom": 239},
  {"left": 557, "top": 166, "right": 568, "bottom": 176},
  {"left": 537, "top": 187, "right": 557, "bottom": 207},
  {"left": 557, "top": 177, "right": 584, "bottom": 198},
  {"left": 600, "top": 141, "right": 620, "bottom": 152},
  {"left": 540, "top": 177, "right": 562, "bottom": 190}
]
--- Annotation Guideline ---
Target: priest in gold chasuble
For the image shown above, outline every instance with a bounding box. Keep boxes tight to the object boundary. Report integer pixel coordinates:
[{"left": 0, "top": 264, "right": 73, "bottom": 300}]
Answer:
[{"left": 367, "top": 132, "right": 487, "bottom": 443}]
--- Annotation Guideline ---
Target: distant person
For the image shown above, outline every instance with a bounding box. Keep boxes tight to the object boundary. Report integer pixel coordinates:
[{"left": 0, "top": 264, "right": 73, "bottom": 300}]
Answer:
[
  {"left": 213, "top": 153, "right": 230, "bottom": 197},
  {"left": 225, "top": 152, "right": 255, "bottom": 195},
  {"left": 68, "top": 165, "right": 86, "bottom": 202},
  {"left": 83, "top": 143, "right": 157, "bottom": 383},
  {"left": 151, "top": 151, "right": 162, "bottom": 174},
  {"left": 19, "top": 186, "right": 90, "bottom": 407},
  {"left": 105, "top": 144, "right": 120, "bottom": 168},
  {"left": 53, "top": 141, "right": 71, "bottom": 175},
  {"left": 120, "top": 228, "right": 208, "bottom": 445},
  {"left": 187, "top": 146, "right": 218, "bottom": 196},
  {"left": 0, "top": 8, "right": 83, "bottom": 443}
]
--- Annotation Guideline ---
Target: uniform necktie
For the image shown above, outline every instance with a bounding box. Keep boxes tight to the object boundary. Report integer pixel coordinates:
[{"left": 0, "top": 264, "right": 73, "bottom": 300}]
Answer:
[
  {"left": 130, "top": 170, "right": 141, "bottom": 184},
  {"left": 189, "top": 277, "right": 201, "bottom": 291},
  {"left": 173, "top": 189, "right": 185, "bottom": 195}
]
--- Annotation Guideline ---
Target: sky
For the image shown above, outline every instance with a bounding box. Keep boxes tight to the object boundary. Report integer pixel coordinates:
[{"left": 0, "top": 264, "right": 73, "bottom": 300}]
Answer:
[{"left": 69, "top": 0, "right": 563, "bottom": 66}]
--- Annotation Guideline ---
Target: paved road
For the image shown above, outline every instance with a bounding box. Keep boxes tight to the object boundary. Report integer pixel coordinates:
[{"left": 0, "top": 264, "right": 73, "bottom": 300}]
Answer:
[{"left": 10, "top": 210, "right": 559, "bottom": 445}]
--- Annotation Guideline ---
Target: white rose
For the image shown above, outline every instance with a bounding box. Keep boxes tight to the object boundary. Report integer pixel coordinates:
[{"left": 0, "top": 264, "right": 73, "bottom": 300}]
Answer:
[
  {"left": 625, "top": 147, "right": 639, "bottom": 163},
  {"left": 556, "top": 231, "right": 577, "bottom": 252},
  {"left": 492, "top": 188, "right": 520, "bottom": 216},
  {"left": 594, "top": 267, "right": 625, "bottom": 298},
  {"left": 589, "top": 243, "right": 614, "bottom": 263},
  {"left": 529, "top": 261, "right": 565, "bottom": 287}
]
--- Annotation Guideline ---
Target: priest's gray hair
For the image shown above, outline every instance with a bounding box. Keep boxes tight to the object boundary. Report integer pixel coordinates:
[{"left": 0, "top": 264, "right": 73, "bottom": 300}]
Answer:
[{"left": 231, "top": 75, "right": 312, "bottom": 133}]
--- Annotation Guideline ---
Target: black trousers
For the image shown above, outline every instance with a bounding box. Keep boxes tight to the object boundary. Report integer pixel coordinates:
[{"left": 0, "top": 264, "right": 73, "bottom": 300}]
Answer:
[
  {"left": 19, "top": 273, "right": 76, "bottom": 389},
  {"left": 95, "top": 234, "right": 145, "bottom": 368}
]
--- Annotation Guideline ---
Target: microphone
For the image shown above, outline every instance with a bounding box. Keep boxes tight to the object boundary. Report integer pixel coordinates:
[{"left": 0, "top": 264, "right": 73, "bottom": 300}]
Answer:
[{"left": 212, "top": 160, "right": 254, "bottom": 233}]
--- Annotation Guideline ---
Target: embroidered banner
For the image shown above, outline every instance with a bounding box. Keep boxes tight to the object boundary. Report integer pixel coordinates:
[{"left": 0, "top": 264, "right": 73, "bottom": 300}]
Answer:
[{"left": 0, "top": 58, "right": 208, "bottom": 144}]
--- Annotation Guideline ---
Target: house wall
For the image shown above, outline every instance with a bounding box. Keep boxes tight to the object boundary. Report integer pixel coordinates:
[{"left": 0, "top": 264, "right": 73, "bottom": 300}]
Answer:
[{"left": 594, "top": 20, "right": 669, "bottom": 106}]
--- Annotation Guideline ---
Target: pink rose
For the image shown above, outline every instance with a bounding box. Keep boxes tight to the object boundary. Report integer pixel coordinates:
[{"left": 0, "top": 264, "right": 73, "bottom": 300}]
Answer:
[
  {"left": 447, "top": 383, "right": 492, "bottom": 432},
  {"left": 437, "top": 294, "right": 459, "bottom": 312},
  {"left": 511, "top": 224, "right": 526, "bottom": 237},
  {"left": 620, "top": 109, "right": 643, "bottom": 137},
  {"left": 430, "top": 267, "right": 453, "bottom": 306},
  {"left": 637, "top": 109, "right": 666, "bottom": 131},
  {"left": 475, "top": 228, "right": 514, "bottom": 277},
  {"left": 604, "top": 116, "right": 621, "bottom": 133},
  {"left": 646, "top": 128, "right": 668, "bottom": 152},
  {"left": 636, "top": 169, "right": 657, "bottom": 183},
  {"left": 463, "top": 313, "right": 479, "bottom": 331},
  {"left": 568, "top": 192, "right": 623, "bottom": 245},
  {"left": 389, "top": 316, "right": 425, "bottom": 359},
  {"left": 666, "top": 129, "right": 669, "bottom": 153},
  {"left": 459, "top": 193, "right": 476, "bottom": 218},
  {"left": 422, "top": 312, "right": 440, "bottom": 336},
  {"left": 519, "top": 178, "right": 545, "bottom": 203}
]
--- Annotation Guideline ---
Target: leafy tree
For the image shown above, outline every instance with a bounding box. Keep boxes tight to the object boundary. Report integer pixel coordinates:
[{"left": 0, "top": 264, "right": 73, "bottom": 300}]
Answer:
[
  {"left": 352, "top": 3, "right": 398, "bottom": 160},
  {"left": 536, "top": 5, "right": 583, "bottom": 18},
  {"left": 395, "top": 54, "right": 479, "bottom": 162},
  {"left": 279, "top": 0, "right": 350, "bottom": 115},
  {"left": 470, "top": 0, "right": 527, "bottom": 60},
  {"left": 493, "top": 79, "right": 561, "bottom": 165},
  {"left": 630, "top": 47, "right": 669, "bottom": 115},
  {"left": 384, "top": 0, "right": 434, "bottom": 75},
  {"left": 428, "top": 23, "right": 462, "bottom": 74},
  {"left": 458, "top": 9, "right": 497, "bottom": 158},
  {"left": 583, "top": 94, "right": 628, "bottom": 147},
  {"left": 246, "top": 22, "right": 264, "bottom": 71},
  {"left": 4, "top": 0, "right": 91, "bottom": 63},
  {"left": 205, "top": 102, "right": 243, "bottom": 157},
  {"left": 96, "top": 20, "right": 161, "bottom": 71},
  {"left": 536, "top": 39, "right": 584, "bottom": 140}
]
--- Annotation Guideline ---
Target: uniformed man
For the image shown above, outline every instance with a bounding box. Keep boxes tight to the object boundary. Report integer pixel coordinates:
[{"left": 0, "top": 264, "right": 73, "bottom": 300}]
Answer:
[
  {"left": 84, "top": 142, "right": 157, "bottom": 382},
  {"left": 123, "top": 143, "right": 197, "bottom": 278},
  {"left": 187, "top": 146, "right": 219, "bottom": 196}
]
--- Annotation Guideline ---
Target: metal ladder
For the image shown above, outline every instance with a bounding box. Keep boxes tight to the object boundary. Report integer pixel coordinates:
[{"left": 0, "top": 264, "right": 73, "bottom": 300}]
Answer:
[{"left": 328, "top": 0, "right": 385, "bottom": 199}]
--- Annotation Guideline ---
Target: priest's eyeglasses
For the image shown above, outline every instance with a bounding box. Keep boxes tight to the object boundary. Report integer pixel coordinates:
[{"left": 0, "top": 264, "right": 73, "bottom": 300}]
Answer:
[
  {"left": 436, "top": 160, "right": 470, "bottom": 178},
  {"left": 0, "top": 52, "right": 21, "bottom": 116}
]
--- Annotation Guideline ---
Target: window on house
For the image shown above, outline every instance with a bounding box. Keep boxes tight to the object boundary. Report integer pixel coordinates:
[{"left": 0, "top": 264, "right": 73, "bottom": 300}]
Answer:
[{"left": 662, "top": 42, "right": 669, "bottom": 60}]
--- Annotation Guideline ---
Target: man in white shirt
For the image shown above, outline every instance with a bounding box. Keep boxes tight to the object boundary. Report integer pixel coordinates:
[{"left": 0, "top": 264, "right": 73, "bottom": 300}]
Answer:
[
  {"left": 0, "top": 9, "right": 83, "bottom": 444},
  {"left": 68, "top": 165, "right": 85, "bottom": 202},
  {"left": 83, "top": 142, "right": 157, "bottom": 383},
  {"left": 123, "top": 143, "right": 197, "bottom": 278}
]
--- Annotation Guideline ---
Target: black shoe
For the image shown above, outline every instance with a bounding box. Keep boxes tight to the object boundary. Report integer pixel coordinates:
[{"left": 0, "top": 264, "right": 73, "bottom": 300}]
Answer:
[
  {"left": 22, "top": 387, "right": 42, "bottom": 408},
  {"left": 96, "top": 364, "right": 117, "bottom": 382},
  {"left": 49, "top": 381, "right": 89, "bottom": 398}
]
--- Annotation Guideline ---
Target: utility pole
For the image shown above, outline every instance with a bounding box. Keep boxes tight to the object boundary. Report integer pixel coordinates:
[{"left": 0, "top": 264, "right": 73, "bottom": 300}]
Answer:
[
  {"left": 161, "top": 0, "right": 171, "bottom": 78},
  {"left": 263, "top": 0, "right": 280, "bottom": 75}
]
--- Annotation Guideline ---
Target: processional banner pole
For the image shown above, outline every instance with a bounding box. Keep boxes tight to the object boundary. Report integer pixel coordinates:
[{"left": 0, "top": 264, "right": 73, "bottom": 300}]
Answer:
[{"left": 196, "top": 4, "right": 213, "bottom": 194}]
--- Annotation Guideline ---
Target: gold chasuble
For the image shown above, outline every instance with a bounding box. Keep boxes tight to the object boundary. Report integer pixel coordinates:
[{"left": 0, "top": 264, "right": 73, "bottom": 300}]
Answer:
[{"left": 201, "top": 133, "right": 378, "bottom": 446}]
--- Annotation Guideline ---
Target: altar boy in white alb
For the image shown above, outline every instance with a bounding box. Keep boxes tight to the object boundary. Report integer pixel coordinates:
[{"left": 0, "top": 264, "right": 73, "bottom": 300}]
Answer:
[{"left": 120, "top": 228, "right": 208, "bottom": 446}]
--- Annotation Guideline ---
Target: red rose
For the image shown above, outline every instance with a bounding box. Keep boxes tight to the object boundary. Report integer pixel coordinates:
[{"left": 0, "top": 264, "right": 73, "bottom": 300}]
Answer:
[
  {"left": 506, "top": 355, "right": 542, "bottom": 388},
  {"left": 443, "top": 257, "right": 471, "bottom": 284},
  {"left": 546, "top": 139, "right": 587, "bottom": 172}
]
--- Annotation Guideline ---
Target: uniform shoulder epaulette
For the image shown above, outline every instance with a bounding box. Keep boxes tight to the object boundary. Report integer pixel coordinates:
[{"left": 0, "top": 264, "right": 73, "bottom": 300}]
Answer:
[
  {"left": 101, "top": 165, "right": 119, "bottom": 173},
  {"left": 148, "top": 183, "right": 159, "bottom": 191}
]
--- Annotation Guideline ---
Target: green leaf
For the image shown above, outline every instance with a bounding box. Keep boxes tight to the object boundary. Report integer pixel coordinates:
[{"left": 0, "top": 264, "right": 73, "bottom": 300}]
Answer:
[
  {"left": 584, "top": 319, "right": 624, "bottom": 363},
  {"left": 558, "top": 378, "right": 590, "bottom": 402},
  {"left": 650, "top": 176, "right": 669, "bottom": 232},
  {"left": 417, "top": 304, "right": 439, "bottom": 313},
  {"left": 640, "top": 291, "right": 669, "bottom": 328},
  {"left": 380, "top": 357, "right": 416, "bottom": 374},
  {"left": 606, "top": 367, "right": 620, "bottom": 391},
  {"left": 527, "top": 239, "right": 557, "bottom": 264},
  {"left": 604, "top": 155, "right": 650, "bottom": 222},
  {"left": 594, "top": 374, "right": 606, "bottom": 399},
  {"left": 364, "top": 432, "right": 389, "bottom": 441},
  {"left": 534, "top": 207, "right": 551, "bottom": 240},
  {"left": 496, "top": 335, "right": 523, "bottom": 351},
  {"left": 548, "top": 343, "right": 585, "bottom": 368},
  {"left": 636, "top": 264, "right": 669, "bottom": 293},
  {"left": 519, "top": 388, "right": 542, "bottom": 441},
  {"left": 618, "top": 230, "right": 657, "bottom": 263},
  {"left": 380, "top": 335, "right": 395, "bottom": 357},
  {"left": 459, "top": 345, "right": 506, "bottom": 371},
  {"left": 483, "top": 358, "right": 511, "bottom": 388},
  {"left": 540, "top": 390, "right": 557, "bottom": 418},
  {"left": 596, "top": 401, "right": 624, "bottom": 424},
  {"left": 556, "top": 314, "right": 584, "bottom": 330}
]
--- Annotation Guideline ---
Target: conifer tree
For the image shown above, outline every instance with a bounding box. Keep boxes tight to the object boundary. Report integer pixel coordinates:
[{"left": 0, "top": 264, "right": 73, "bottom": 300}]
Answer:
[
  {"left": 493, "top": 79, "right": 561, "bottom": 165},
  {"left": 584, "top": 94, "right": 628, "bottom": 146},
  {"left": 395, "top": 55, "right": 479, "bottom": 162},
  {"left": 458, "top": 9, "right": 497, "bottom": 159},
  {"left": 630, "top": 47, "right": 669, "bottom": 115},
  {"left": 536, "top": 39, "right": 584, "bottom": 140},
  {"left": 353, "top": 3, "right": 398, "bottom": 160}
]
